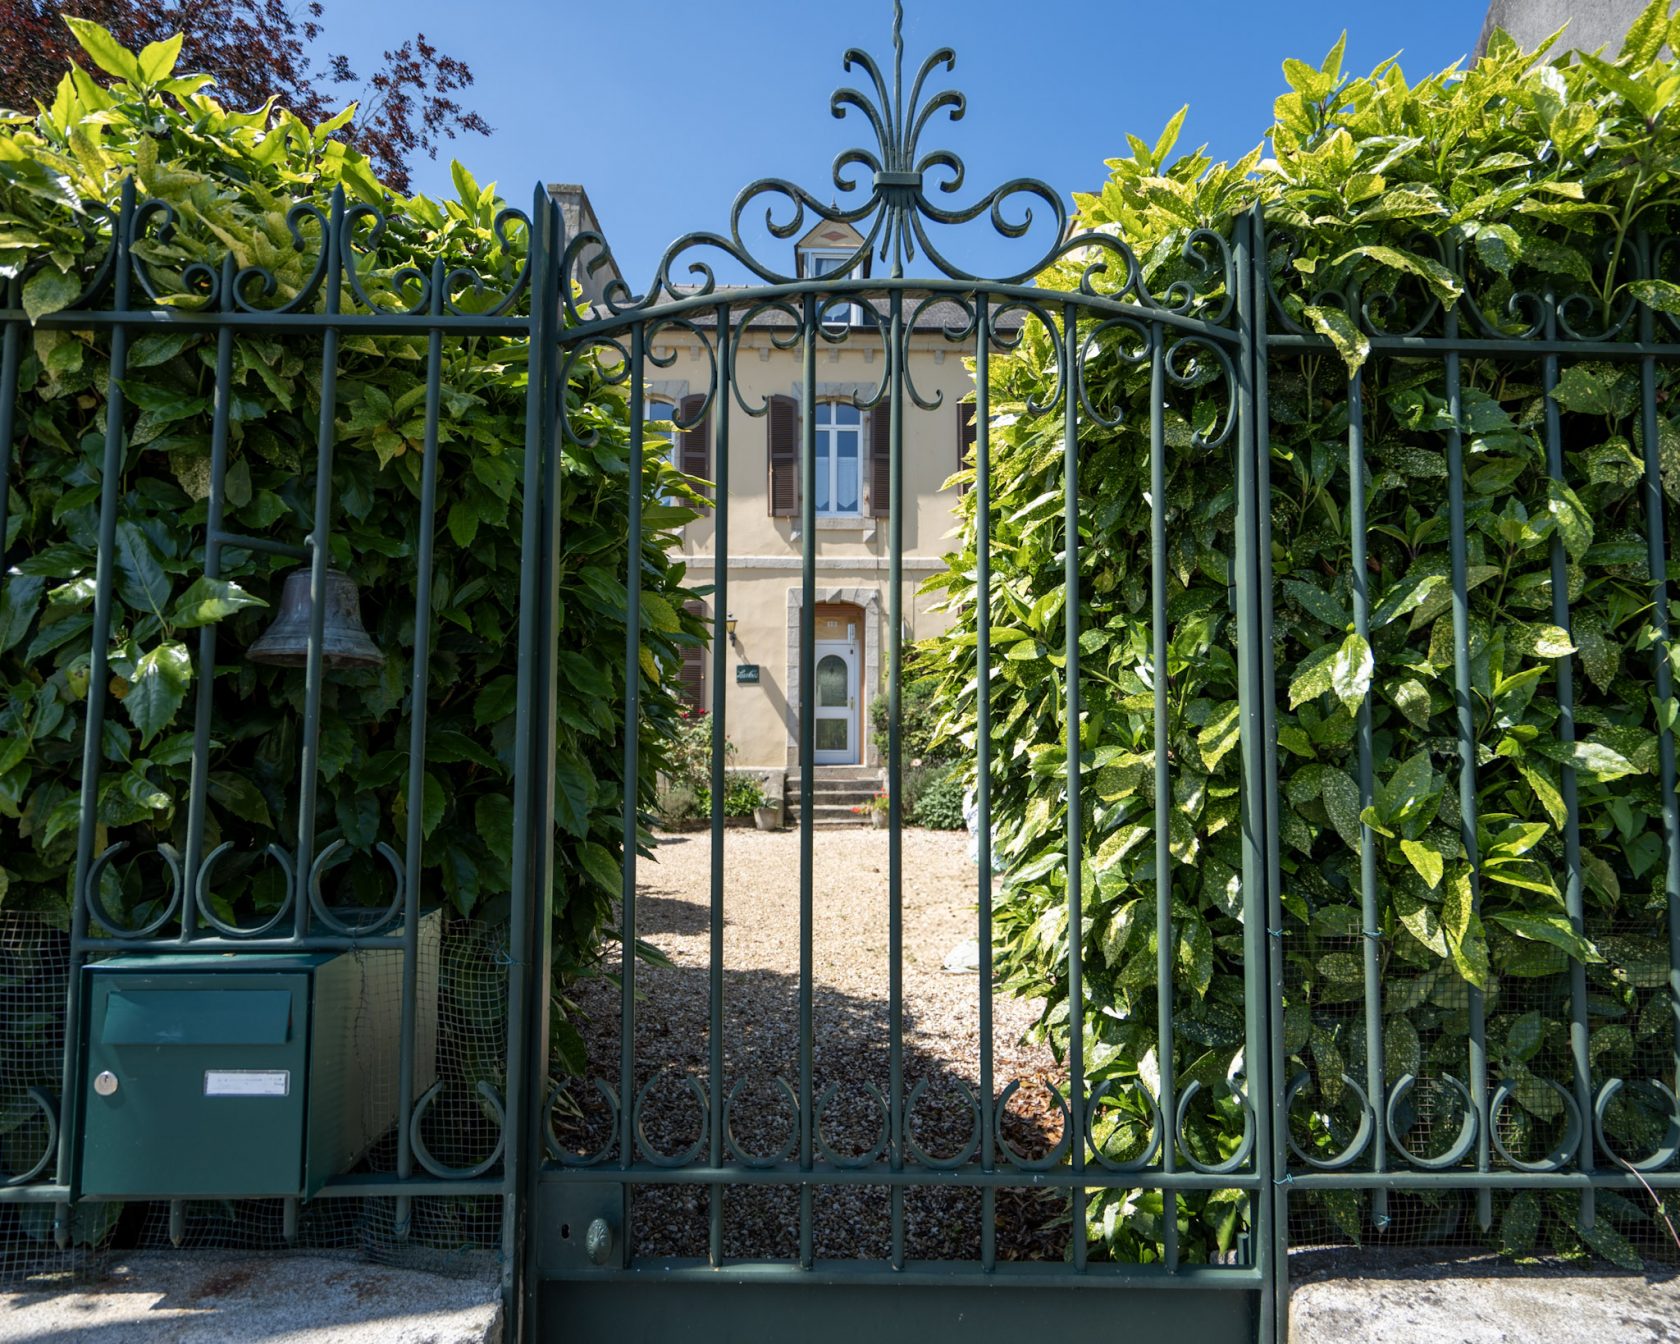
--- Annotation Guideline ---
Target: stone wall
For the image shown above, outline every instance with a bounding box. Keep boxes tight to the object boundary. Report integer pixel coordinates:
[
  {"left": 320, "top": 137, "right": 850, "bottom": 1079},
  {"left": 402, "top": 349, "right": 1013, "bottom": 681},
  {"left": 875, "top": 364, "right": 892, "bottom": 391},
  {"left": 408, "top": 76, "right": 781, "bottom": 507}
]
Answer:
[{"left": 1477, "top": 0, "right": 1674, "bottom": 57}]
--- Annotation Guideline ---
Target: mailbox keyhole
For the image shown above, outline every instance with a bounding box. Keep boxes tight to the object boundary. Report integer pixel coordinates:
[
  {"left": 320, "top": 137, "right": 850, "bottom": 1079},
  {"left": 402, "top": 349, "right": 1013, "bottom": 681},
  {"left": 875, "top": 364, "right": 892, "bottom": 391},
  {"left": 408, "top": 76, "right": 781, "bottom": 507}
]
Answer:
[{"left": 560, "top": 1223, "right": 570, "bottom": 1239}]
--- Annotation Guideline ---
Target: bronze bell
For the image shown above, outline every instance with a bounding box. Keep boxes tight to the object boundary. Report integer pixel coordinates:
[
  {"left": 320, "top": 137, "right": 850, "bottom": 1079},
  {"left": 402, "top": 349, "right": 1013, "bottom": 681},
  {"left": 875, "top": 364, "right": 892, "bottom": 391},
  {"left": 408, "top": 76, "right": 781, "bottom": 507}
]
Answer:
[{"left": 246, "top": 567, "right": 385, "bottom": 670}]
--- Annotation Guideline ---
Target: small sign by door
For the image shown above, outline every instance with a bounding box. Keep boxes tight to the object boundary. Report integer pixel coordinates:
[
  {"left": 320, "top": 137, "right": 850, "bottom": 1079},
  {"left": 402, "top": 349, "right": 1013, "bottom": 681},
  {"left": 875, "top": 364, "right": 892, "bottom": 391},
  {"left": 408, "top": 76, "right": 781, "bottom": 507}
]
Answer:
[{"left": 735, "top": 663, "right": 760, "bottom": 684}]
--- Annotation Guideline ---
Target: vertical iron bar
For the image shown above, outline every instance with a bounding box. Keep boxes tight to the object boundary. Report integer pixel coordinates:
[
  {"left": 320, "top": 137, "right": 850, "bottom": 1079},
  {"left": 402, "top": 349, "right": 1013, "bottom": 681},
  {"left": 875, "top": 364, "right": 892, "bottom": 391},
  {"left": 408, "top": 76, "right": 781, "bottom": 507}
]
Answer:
[
  {"left": 504, "top": 183, "right": 554, "bottom": 1324},
  {"left": 1634, "top": 236, "right": 1680, "bottom": 1104},
  {"left": 1347, "top": 367, "right": 1390, "bottom": 1229},
  {"left": 0, "top": 279, "right": 23, "bottom": 574},
  {"left": 1443, "top": 293, "right": 1493, "bottom": 1230},
  {"left": 889, "top": 286, "right": 907, "bottom": 1271},
  {"left": 976, "top": 294, "right": 997, "bottom": 1273},
  {"left": 1542, "top": 291, "right": 1594, "bottom": 1225},
  {"left": 523, "top": 193, "right": 564, "bottom": 1329},
  {"left": 293, "top": 184, "right": 347, "bottom": 941},
  {"left": 798, "top": 291, "right": 817, "bottom": 1270},
  {"left": 1233, "top": 213, "right": 1279, "bottom": 1344},
  {"left": 179, "top": 257, "right": 237, "bottom": 945},
  {"left": 708, "top": 304, "right": 732, "bottom": 1268},
  {"left": 621, "top": 322, "right": 646, "bottom": 1175},
  {"left": 394, "top": 259, "right": 449, "bottom": 1241},
  {"left": 1149, "top": 318, "right": 1178, "bottom": 1270},
  {"left": 56, "top": 180, "right": 136, "bottom": 1233},
  {"left": 1251, "top": 205, "right": 1291, "bottom": 1343},
  {"left": 1062, "top": 302, "right": 1087, "bottom": 1270}
]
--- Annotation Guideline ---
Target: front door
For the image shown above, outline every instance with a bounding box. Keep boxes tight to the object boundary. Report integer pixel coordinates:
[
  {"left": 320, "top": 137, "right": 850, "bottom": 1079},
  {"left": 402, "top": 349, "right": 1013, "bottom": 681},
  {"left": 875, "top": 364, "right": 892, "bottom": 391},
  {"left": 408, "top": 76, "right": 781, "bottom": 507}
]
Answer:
[{"left": 811, "top": 640, "right": 858, "bottom": 764}]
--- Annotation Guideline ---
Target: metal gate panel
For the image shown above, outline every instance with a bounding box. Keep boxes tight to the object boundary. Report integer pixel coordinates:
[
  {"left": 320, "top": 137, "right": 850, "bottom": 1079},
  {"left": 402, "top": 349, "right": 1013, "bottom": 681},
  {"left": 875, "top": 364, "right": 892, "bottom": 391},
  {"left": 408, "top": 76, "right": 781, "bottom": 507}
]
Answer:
[{"left": 530, "top": 5, "right": 1276, "bottom": 1339}]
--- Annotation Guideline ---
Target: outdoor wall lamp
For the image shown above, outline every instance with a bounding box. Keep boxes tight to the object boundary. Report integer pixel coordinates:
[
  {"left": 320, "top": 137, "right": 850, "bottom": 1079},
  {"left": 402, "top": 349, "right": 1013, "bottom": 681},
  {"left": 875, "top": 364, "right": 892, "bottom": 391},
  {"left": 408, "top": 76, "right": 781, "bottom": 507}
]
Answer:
[
  {"left": 247, "top": 567, "right": 386, "bottom": 671},
  {"left": 726, "top": 612, "right": 740, "bottom": 647}
]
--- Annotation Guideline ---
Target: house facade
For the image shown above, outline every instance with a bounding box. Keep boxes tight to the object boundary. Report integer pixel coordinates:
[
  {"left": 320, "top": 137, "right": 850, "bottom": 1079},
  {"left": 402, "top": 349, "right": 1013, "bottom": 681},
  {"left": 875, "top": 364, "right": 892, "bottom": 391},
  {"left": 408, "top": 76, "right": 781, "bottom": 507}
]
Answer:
[{"left": 653, "top": 219, "right": 981, "bottom": 771}]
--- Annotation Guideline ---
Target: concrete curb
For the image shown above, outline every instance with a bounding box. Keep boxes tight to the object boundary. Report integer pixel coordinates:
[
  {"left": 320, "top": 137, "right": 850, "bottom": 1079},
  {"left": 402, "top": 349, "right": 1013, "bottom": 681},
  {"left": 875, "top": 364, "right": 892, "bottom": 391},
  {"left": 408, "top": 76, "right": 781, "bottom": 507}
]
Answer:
[
  {"left": 1289, "top": 1246, "right": 1680, "bottom": 1343},
  {"left": 7, "top": 1244, "right": 1677, "bottom": 1342},
  {"left": 0, "top": 1252, "right": 502, "bottom": 1343}
]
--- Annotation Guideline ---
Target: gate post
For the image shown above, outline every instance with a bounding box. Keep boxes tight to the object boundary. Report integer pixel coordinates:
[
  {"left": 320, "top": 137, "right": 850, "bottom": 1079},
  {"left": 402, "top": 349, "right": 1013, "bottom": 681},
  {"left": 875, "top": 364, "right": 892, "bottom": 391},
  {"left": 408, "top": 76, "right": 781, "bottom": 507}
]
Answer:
[
  {"left": 504, "top": 185, "right": 564, "bottom": 1342},
  {"left": 1232, "top": 205, "right": 1288, "bottom": 1344}
]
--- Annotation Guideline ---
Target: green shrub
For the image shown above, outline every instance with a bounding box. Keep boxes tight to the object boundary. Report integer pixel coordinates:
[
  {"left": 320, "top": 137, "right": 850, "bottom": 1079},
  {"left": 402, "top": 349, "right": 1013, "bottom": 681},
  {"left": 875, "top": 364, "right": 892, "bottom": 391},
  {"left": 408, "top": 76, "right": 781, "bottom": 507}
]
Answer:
[
  {"left": 869, "top": 657, "right": 955, "bottom": 766},
  {"left": 925, "top": 6, "right": 1680, "bottom": 1264},
  {"left": 0, "top": 24, "right": 703, "bottom": 982},
  {"left": 910, "top": 764, "right": 965, "bottom": 830},
  {"left": 661, "top": 711, "right": 719, "bottom": 799},
  {"left": 899, "top": 762, "right": 941, "bottom": 818},
  {"left": 725, "top": 774, "right": 767, "bottom": 816},
  {"left": 656, "top": 782, "right": 701, "bottom": 825},
  {"left": 695, "top": 773, "right": 766, "bottom": 818}
]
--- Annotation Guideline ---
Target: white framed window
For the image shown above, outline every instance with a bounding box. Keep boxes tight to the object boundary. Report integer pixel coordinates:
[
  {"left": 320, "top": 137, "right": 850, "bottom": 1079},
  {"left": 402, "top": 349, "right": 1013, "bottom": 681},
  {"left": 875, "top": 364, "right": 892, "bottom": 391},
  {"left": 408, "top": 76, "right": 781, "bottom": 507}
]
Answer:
[
  {"left": 644, "top": 397, "right": 678, "bottom": 467},
  {"left": 802, "top": 248, "right": 863, "bottom": 328},
  {"left": 801, "top": 248, "right": 855, "bottom": 279},
  {"left": 813, "top": 401, "right": 862, "bottom": 516},
  {"left": 643, "top": 397, "right": 682, "bottom": 503}
]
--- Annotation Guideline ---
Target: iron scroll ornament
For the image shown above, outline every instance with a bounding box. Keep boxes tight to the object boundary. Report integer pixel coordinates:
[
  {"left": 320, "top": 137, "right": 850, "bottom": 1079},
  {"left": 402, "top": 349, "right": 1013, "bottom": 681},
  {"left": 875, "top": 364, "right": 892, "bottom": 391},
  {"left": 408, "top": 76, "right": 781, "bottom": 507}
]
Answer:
[
  {"left": 560, "top": 1, "right": 1234, "bottom": 324},
  {"left": 44, "top": 177, "right": 536, "bottom": 322}
]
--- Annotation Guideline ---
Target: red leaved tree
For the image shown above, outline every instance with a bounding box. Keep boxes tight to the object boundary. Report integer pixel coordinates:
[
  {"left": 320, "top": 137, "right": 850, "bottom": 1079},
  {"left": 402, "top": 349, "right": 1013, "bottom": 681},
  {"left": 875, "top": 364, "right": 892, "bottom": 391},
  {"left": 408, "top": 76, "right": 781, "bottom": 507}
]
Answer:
[{"left": 0, "top": 1, "right": 490, "bottom": 191}]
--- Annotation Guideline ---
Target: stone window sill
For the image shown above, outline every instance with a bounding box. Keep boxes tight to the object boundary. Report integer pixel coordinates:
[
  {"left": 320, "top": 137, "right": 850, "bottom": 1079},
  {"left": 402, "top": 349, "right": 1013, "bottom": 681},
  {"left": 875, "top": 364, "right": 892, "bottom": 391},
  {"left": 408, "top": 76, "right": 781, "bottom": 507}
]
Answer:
[{"left": 791, "top": 516, "right": 876, "bottom": 541}]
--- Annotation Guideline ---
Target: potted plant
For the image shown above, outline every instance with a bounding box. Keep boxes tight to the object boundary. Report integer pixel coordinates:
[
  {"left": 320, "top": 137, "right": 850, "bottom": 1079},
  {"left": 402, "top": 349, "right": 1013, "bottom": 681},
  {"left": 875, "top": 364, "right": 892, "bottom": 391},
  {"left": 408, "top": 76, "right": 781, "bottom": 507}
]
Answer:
[
  {"left": 853, "top": 791, "right": 890, "bottom": 829},
  {"left": 753, "top": 795, "right": 782, "bottom": 831}
]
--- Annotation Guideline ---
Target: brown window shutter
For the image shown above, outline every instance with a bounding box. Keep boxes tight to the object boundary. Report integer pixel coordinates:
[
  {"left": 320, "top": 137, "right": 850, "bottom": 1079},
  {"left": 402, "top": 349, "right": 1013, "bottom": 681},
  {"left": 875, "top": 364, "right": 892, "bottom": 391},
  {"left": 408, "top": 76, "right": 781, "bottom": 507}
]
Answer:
[
  {"left": 679, "top": 599, "right": 705, "bottom": 708},
  {"left": 678, "top": 393, "right": 711, "bottom": 506},
  {"left": 768, "top": 393, "right": 798, "bottom": 517},
  {"left": 957, "top": 402, "right": 977, "bottom": 494},
  {"left": 869, "top": 405, "right": 891, "bottom": 517}
]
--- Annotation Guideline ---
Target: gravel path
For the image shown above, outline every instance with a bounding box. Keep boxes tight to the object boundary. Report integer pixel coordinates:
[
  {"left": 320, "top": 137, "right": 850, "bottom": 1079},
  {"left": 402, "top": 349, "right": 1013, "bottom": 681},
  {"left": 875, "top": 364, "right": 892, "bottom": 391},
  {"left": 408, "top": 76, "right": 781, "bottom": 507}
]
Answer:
[{"left": 560, "top": 827, "right": 1068, "bottom": 1261}]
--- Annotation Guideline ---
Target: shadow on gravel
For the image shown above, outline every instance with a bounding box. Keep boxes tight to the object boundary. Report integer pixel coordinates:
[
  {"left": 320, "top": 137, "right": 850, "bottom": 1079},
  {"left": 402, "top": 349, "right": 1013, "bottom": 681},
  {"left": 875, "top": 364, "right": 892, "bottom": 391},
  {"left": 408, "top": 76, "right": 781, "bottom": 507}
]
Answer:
[{"left": 556, "top": 927, "right": 1069, "bottom": 1263}]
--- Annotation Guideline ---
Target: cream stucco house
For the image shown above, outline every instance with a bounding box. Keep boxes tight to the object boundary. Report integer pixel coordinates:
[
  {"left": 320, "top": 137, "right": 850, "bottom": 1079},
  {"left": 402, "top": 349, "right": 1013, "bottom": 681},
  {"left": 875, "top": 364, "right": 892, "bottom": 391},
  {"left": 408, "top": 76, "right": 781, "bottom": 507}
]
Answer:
[
  {"left": 653, "top": 218, "right": 981, "bottom": 778},
  {"left": 556, "top": 187, "right": 992, "bottom": 806}
]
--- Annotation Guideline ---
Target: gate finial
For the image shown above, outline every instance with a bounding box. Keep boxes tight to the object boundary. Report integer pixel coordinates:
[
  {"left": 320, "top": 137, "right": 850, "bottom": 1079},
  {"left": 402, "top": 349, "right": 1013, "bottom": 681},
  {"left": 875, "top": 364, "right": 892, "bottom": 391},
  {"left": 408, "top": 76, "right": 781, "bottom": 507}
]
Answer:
[{"left": 893, "top": 0, "right": 904, "bottom": 109}]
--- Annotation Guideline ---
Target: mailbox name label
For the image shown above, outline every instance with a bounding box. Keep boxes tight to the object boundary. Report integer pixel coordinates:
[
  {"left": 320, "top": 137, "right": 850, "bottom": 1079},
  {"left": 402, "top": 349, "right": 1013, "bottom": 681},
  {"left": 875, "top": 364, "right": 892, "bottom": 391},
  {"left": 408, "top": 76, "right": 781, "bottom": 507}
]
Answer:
[{"left": 204, "top": 1069, "right": 290, "bottom": 1097}]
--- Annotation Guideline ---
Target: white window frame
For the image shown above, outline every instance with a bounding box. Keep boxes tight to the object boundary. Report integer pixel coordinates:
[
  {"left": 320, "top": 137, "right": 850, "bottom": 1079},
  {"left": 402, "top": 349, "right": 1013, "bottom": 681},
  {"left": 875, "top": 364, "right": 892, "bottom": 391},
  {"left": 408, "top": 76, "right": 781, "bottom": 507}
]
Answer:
[
  {"left": 802, "top": 247, "right": 863, "bottom": 328},
  {"left": 644, "top": 397, "right": 679, "bottom": 467},
  {"left": 643, "top": 397, "right": 683, "bottom": 504},
  {"left": 812, "top": 400, "right": 863, "bottom": 518}
]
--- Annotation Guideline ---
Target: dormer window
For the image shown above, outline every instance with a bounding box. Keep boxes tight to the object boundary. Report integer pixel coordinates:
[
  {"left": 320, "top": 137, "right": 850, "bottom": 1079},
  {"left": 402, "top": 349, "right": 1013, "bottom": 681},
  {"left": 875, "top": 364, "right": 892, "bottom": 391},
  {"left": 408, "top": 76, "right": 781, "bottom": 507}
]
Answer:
[
  {"left": 801, "top": 248, "right": 856, "bottom": 280},
  {"left": 801, "top": 248, "right": 863, "bottom": 329}
]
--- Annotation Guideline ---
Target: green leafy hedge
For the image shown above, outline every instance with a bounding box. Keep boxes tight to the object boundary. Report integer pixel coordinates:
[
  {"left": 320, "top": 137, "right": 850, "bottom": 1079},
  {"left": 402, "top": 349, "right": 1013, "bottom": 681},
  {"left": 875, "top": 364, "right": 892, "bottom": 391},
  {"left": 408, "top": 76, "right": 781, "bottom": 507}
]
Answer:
[
  {"left": 0, "top": 26, "right": 701, "bottom": 981},
  {"left": 926, "top": 7, "right": 1680, "bottom": 1264}
]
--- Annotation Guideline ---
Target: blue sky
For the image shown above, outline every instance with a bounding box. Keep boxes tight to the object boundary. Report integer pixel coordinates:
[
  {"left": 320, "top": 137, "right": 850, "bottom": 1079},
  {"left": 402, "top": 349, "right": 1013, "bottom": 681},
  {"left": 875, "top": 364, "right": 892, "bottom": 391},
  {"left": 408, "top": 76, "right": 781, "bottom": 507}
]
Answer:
[{"left": 323, "top": 0, "right": 1488, "bottom": 282}]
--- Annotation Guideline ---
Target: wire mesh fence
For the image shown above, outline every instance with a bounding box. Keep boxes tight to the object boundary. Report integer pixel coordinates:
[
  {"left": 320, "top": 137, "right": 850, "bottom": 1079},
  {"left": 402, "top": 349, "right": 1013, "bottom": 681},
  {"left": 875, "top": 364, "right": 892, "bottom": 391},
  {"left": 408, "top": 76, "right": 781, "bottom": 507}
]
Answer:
[{"left": 0, "top": 916, "right": 506, "bottom": 1285}]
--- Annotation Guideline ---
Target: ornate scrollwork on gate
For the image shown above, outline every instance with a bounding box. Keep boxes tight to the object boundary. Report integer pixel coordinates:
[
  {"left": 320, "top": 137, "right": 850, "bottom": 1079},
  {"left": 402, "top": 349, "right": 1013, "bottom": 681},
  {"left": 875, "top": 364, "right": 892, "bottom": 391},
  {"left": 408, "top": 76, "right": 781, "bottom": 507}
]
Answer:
[
  {"left": 1, "top": 1088, "right": 58, "bottom": 1188},
  {"left": 545, "top": 1077, "right": 621, "bottom": 1168},
  {"left": 557, "top": 2, "right": 1235, "bottom": 326},
  {"left": 1283, "top": 1071, "right": 1375, "bottom": 1171},
  {"left": 43, "top": 179, "right": 537, "bottom": 320},
  {"left": 1594, "top": 1077, "right": 1680, "bottom": 1172}
]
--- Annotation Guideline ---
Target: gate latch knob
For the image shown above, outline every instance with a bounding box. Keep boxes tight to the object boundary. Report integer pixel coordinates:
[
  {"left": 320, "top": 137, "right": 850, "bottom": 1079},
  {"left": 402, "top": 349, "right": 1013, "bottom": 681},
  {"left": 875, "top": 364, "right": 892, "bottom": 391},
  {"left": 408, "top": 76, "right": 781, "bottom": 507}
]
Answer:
[
  {"left": 93, "top": 1071, "right": 119, "bottom": 1097},
  {"left": 585, "top": 1217, "right": 614, "bottom": 1266}
]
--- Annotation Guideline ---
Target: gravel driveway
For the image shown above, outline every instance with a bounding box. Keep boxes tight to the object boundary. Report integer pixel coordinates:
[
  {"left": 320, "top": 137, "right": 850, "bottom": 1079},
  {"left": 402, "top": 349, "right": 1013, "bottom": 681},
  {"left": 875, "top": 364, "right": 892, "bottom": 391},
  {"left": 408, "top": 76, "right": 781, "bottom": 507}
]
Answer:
[{"left": 561, "top": 827, "right": 1068, "bottom": 1261}]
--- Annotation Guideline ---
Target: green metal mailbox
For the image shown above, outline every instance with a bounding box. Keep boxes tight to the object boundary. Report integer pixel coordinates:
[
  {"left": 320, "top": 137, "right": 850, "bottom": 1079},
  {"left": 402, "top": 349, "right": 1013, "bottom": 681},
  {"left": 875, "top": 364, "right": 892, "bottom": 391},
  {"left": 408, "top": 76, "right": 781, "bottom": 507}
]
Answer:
[{"left": 77, "top": 913, "right": 440, "bottom": 1200}]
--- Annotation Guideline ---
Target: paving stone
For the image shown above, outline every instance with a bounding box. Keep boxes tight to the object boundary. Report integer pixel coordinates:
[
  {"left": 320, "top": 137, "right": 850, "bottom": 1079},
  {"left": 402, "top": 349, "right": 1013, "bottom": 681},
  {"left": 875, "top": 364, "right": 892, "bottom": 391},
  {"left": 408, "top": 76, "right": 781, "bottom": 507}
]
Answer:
[
  {"left": 0, "top": 1252, "right": 501, "bottom": 1344},
  {"left": 1290, "top": 1246, "right": 1680, "bottom": 1344}
]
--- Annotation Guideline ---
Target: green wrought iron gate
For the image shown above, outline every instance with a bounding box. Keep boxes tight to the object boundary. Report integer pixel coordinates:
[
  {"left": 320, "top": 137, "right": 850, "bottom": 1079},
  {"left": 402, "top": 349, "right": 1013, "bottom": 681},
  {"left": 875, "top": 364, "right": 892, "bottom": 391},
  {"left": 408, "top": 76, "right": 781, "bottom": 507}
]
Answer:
[
  {"left": 525, "top": 12, "right": 1281, "bottom": 1341},
  {"left": 3, "top": 6, "right": 1678, "bottom": 1344}
]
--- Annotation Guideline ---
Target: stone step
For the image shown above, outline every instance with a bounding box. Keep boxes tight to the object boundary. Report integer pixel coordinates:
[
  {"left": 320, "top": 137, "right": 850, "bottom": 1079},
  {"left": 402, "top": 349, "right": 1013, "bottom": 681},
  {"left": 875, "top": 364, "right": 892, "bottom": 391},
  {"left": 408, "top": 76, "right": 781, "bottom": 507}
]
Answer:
[
  {"left": 786, "top": 766, "right": 880, "bottom": 783},
  {"left": 788, "top": 783, "right": 879, "bottom": 804},
  {"left": 784, "top": 803, "right": 877, "bottom": 824}
]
